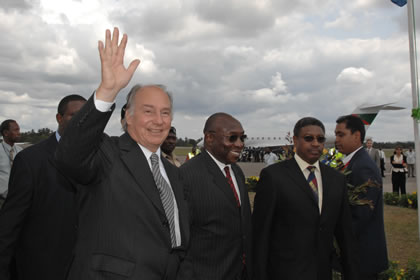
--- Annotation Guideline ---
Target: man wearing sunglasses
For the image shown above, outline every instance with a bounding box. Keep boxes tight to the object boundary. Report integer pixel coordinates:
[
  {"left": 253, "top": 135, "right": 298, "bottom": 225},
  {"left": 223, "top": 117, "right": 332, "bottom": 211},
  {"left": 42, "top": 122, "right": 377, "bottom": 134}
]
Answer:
[
  {"left": 253, "top": 117, "right": 358, "bottom": 280},
  {"left": 335, "top": 115, "right": 388, "bottom": 280},
  {"left": 178, "top": 113, "right": 252, "bottom": 280}
]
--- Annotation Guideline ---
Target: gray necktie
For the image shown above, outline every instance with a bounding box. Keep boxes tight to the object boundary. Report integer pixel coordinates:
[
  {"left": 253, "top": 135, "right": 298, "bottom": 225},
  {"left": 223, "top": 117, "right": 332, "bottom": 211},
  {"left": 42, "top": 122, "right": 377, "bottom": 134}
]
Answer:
[{"left": 150, "top": 153, "right": 176, "bottom": 247}]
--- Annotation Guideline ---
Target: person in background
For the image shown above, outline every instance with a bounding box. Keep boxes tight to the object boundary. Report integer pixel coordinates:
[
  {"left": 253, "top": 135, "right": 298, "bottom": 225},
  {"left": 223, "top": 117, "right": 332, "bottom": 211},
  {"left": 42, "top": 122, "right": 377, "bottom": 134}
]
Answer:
[
  {"left": 379, "top": 148, "right": 386, "bottom": 178},
  {"left": 263, "top": 147, "right": 278, "bottom": 166},
  {"left": 0, "top": 120, "right": 22, "bottom": 209},
  {"left": 185, "top": 144, "right": 200, "bottom": 161},
  {"left": 391, "top": 147, "right": 407, "bottom": 195},
  {"left": 0, "top": 95, "right": 86, "bottom": 280},
  {"left": 335, "top": 115, "right": 388, "bottom": 280},
  {"left": 405, "top": 148, "right": 415, "bottom": 178},
  {"left": 161, "top": 126, "right": 181, "bottom": 167},
  {"left": 365, "top": 138, "right": 380, "bottom": 169}
]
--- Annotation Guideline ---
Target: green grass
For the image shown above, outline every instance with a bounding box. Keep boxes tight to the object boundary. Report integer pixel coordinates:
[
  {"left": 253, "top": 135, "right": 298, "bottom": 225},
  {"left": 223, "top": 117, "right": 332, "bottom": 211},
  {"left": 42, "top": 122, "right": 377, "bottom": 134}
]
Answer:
[
  {"left": 384, "top": 205, "right": 420, "bottom": 267},
  {"left": 248, "top": 193, "right": 420, "bottom": 268}
]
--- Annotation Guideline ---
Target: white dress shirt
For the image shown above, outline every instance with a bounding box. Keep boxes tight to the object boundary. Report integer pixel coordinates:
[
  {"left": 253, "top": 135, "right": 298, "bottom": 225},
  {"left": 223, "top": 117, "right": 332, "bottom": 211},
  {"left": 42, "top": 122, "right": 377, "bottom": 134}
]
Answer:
[
  {"left": 206, "top": 150, "right": 242, "bottom": 205},
  {"left": 294, "top": 154, "right": 323, "bottom": 213}
]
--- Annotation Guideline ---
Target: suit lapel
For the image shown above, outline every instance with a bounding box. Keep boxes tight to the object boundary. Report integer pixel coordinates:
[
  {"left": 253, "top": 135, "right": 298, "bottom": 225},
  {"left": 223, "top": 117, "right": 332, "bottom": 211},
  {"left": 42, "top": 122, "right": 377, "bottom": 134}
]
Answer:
[
  {"left": 319, "top": 164, "right": 331, "bottom": 216},
  {"left": 203, "top": 152, "right": 239, "bottom": 208},
  {"left": 285, "top": 158, "right": 319, "bottom": 207},
  {"left": 119, "top": 133, "right": 165, "bottom": 216}
]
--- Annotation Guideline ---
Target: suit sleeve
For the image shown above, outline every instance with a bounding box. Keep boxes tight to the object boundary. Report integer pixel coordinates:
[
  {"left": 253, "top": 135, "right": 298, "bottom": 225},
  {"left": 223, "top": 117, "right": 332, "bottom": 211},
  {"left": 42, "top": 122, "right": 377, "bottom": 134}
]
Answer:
[
  {"left": 55, "top": 95, "right": 115, "bottom": 185},
  {"left": 350, "top": 163, "right": 382, "bottom": 235},
  {"left": 334, "top": 175, "right": 359, "bottom": 280},
  {"left": 0, "top": 153, "right": 33, "bottom": 280},
  {"left": 252, "top": 168, "right": 276, "bottom": 280}
]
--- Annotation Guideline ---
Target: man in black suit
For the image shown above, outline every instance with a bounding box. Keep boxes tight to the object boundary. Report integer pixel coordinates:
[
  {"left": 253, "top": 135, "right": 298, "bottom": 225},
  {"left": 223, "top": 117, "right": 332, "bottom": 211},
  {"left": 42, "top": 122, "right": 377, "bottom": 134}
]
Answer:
[
  {"left": 178, "top": 113, "right": 252, "bottom": 280},
  {"left": 55, "top": 28, "right": 189, "bottom": 280},
  {"left": 0, "top": 94, "right": 86, "bottom": 280},
  {"left": 335, "top": 115, "right": 388, "bottom": 279},
  {"left": 253, "top": 117, "right": 358, "bottom": 280}
]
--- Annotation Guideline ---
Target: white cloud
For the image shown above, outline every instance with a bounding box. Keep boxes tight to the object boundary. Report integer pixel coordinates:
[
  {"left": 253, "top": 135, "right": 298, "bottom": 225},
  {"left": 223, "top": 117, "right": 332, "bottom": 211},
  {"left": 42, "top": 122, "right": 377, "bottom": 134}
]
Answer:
[{"left": 336, "top": 67, "right": 375, "bottom": 84}]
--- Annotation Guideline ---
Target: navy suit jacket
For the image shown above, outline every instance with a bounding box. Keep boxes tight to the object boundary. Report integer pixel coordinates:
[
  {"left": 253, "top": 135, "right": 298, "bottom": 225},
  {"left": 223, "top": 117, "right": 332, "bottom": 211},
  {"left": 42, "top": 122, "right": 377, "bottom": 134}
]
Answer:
[
  {"left": 252, "top": 158, "right": 358, "bottom": 280},
  {"left": 0, "top": 134, "right": 78, "bottom": 280},
  {"left": 346, "top": 148, "right": 388, "bottom": 275}
]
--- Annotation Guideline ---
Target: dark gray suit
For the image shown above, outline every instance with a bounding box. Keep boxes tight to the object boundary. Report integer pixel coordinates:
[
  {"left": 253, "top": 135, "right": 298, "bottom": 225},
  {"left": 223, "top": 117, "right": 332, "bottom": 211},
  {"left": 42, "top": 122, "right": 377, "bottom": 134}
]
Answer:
[
  {"left": 366, "top": 148, "right": 381, "bottom": 169},
  {"left": 55, "top": 96, "right": 190, "bottom": 280},
  {"left": 177, "top": 151, "right": 252, "bottom": 280},
  {"left": 252, "top": 158, "right": 358, "bottom": 280}
]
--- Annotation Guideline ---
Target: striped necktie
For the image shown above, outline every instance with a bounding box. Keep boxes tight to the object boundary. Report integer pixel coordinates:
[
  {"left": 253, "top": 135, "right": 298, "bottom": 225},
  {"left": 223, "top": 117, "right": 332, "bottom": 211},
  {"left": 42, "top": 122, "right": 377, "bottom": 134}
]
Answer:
[
  {"left": 307, "top": 166, "right": 319, "bottom": 201},
  {"left": 150, "top": 153, "right": 176, "bottom": 247}
]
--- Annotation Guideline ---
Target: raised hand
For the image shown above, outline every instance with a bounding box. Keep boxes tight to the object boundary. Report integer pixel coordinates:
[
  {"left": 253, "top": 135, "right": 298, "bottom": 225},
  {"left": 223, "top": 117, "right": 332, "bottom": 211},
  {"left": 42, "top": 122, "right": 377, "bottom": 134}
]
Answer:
[{"left": 96, "top": 27, "right": 140, "bottom": 102}]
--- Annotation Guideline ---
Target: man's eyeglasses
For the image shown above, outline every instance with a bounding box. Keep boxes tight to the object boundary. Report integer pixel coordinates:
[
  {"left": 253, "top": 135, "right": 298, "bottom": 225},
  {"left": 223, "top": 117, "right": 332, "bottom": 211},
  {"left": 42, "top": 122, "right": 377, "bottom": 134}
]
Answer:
[
  {"left": 208, "top": 131, "right": 247, "bottom": 143},
  {"left": 226, "top": 134, "right": 247, "bottom": 143},
  {"left": 302, "top": 135, "right": 326, "bottom": 143}
]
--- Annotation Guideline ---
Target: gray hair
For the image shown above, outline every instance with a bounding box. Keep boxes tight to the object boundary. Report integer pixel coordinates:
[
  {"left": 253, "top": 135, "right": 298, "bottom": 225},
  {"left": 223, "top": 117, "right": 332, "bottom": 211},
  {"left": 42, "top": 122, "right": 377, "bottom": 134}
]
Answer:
[{"left": 122, "top": 84, "right": 173, "bottom": 132}]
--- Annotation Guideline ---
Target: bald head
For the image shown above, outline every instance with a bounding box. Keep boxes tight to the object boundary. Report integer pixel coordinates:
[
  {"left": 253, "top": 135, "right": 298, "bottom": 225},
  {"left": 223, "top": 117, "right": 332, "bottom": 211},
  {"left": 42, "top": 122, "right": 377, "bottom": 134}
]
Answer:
[{"left": 203, "top": 113, "right": 236, "bottom": 134}]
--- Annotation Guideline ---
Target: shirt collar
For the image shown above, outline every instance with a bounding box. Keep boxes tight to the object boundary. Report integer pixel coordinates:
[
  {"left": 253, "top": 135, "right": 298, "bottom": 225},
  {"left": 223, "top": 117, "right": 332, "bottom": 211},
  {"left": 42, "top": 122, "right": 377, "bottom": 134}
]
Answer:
[
  {"left": 55, "top": 131, "right": 61, "bottom": 142},
  {"left": 138, "top": 144, "right": 162, "bottom": 162},
  {"left": 343, "top": 146, "right": 363, "bottom": 164},
  {"left": 206, "top": 150, "right": 231, "bottom": 171},
  {"left": 294, "top": 153, "right": 320, "bottom": 172}
]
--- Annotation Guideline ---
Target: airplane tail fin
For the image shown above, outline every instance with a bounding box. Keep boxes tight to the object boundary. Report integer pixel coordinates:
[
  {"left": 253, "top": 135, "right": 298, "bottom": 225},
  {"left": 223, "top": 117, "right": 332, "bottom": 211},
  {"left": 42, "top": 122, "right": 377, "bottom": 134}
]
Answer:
[{"left": 351, "top": 103, "right": 404, "bottom": 130}]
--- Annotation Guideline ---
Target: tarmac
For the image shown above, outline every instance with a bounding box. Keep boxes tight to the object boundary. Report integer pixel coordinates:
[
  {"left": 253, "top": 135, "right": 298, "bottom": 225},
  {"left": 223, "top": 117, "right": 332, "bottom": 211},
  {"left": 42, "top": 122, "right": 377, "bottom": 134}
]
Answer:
[{"left": 237, "top": 161, "right": 418, "bottom": 194}]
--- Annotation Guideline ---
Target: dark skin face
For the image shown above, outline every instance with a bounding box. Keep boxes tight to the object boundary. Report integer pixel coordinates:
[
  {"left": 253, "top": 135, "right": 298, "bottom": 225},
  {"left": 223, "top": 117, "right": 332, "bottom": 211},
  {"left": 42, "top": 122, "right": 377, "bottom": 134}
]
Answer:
[
  {"left": 293, "top": 125, "right": 325, "bottom": 164},
  {"left": 3, "top": 121, "right": 20, "bottom": 146},
  {"left": 56, "top": 100, "right": 86, "bottom": 136},
  {"left": 205, "top": 116, "right": 245, "bottom": 164},
  {"left": 161, "top": 132, "right": 177, "bottom": 154}
]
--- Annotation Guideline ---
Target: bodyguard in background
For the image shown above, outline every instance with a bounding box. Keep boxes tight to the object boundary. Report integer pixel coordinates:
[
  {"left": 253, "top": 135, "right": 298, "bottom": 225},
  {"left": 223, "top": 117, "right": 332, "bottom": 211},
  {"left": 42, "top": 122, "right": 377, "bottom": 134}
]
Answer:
[
  {"left": 253, "top": 117, "right": 358, "bottom": 280},
  {"left": 0, "top": 120, "right": 22, "bottom": 208},
  {"left": 335, "top": 115, "right": 388, "bottom": 279},
  {"left": 0, "top": 95, "right": 86, "bottom": 280}
]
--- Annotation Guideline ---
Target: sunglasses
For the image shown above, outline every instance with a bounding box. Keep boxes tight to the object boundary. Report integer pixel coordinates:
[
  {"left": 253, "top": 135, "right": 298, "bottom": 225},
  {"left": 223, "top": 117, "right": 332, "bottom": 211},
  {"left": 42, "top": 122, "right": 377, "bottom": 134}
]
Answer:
[
  {"left": 208, "top": 131, "right": 247, "bottom": 143},
  {"left": 302, "top": 135, "right": 326, "bottom": 143},
  {"left": 226, "top": 134, "right": 247, "bottom": 143}
]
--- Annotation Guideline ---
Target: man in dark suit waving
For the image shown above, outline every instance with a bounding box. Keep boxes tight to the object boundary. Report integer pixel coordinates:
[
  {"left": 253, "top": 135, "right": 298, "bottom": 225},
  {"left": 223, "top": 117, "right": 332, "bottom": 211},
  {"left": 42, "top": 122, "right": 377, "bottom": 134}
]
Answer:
[
  {"left": 55, "top": 28, "right": 189, "bottom": 280},
  {"left": 253, "top": 117, "right": 358, "bottom": 280},
  {"left": 0, "top": 94, "right": 86, "bottom": 280},
  {"left": 178, "top": 113, "right": 252, "bottom": 280},
  {"left": 335, "top": 115, "right": 388, "bottom": 279}
]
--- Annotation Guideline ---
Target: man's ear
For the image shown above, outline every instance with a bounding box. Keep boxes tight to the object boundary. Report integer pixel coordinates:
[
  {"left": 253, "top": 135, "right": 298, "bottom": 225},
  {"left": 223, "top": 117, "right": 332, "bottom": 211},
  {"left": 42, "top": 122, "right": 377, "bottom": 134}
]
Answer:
[
  {"left": 292, "top": 135, "right": 298, "bottom": 146},
  {"left": 56, "top": 113, "right": 62, "bottom": 125},
  {"left": 353, "top": 131, "right": 362, "bottom": 144}
]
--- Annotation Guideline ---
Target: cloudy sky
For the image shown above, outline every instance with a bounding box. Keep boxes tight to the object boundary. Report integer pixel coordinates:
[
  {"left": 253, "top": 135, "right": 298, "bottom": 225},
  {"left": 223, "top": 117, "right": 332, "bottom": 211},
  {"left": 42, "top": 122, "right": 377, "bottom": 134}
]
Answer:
[{"left": 1, "top": 0, "right": 419, "bottom": 142}]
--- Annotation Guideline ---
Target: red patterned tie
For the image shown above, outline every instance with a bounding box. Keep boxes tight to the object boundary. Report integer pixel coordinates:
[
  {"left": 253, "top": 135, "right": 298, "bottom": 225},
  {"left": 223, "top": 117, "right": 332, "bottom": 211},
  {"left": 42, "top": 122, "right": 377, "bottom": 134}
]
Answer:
[{"left": 224, "top": 166, "right": 241, "bottom": 207}]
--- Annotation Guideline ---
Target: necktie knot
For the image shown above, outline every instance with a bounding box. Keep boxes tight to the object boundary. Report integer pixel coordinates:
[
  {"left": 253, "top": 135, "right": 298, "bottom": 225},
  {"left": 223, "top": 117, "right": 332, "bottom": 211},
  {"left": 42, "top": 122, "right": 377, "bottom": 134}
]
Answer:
[
  {"left": 307, "top": 165, "right": 316, "bottom": 173},
  {"left": 150, "top": 153, "right": 159, "bottom": 165}
]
